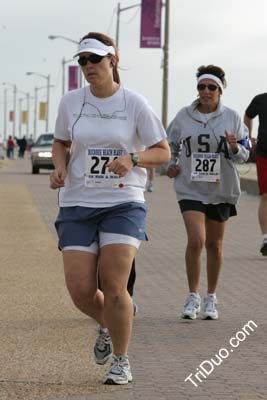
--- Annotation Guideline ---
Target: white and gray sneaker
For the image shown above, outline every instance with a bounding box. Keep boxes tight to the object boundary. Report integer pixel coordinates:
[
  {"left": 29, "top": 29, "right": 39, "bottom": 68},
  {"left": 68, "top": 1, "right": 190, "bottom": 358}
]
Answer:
[
  {"left": 94, "top": 327, "right": 112, "bottom": 365},
  {"left": 103, "top": 355, "right": 132, "bottom": 385},
  {"left": 202, "top": 294, "right": 218, "bottom": 320},
  {"left": 181, "top": 293, "right": 201, "bottom": 320},
  {"left": 145, "top": 181, "right": 154, "bottom": 192}
]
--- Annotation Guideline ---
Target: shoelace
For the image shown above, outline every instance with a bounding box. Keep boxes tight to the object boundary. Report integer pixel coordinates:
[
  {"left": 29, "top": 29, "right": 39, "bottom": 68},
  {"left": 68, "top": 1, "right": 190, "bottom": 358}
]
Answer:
[
  {"left": 185, "top": 296, "right": 199, "bottom": 310},
  {"left": 96, "top": 333, "right": 111, "bottom": 351},
  {"left": 110, "top": 357, "right": 129, "bottom": 376},
  {"left": 204, "top": 298, "right": 217, "bottom": 312}
]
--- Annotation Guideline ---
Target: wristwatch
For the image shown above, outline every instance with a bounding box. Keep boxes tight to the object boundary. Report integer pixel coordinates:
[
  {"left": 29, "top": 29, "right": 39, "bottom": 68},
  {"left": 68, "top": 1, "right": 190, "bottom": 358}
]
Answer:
[{"left": 129, "top": 153, "right": 139, "bottom": 166}]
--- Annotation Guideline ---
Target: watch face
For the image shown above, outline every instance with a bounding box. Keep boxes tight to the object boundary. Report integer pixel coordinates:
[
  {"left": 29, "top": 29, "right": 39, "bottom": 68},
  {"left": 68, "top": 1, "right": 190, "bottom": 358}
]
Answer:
[{"left": 132, "top": 154, "right": 139, "bottom": 165}]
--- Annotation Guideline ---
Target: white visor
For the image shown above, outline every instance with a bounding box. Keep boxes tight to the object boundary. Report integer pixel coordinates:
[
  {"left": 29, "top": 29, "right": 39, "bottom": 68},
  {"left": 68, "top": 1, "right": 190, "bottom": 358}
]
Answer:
[
  {"left": 197, "top": 74, "right": 224, "bottom": 92},
  {"left": 73, "top": 38, "right": 115, "bottom": 58}
]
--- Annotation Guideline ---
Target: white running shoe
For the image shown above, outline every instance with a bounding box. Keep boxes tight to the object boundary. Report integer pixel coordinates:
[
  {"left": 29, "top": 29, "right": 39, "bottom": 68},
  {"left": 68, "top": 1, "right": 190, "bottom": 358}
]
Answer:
[
  {"left": 133, "top": 301, "right": 138, "bottom": 316},
  {"left": 94, "top": 327, "right": 113, "bottom": 365},
  {"left": 202, "top": 295, "right": 218, "bottom": 320},
  {"left": 181, "top": 293, "right": 201, "bottom": 320},
  {"left": 146, "top": 181, "right": 154, "bottom": 192},
  {"left": 103, "top": 355, "right": 132, "bottom": 385}
]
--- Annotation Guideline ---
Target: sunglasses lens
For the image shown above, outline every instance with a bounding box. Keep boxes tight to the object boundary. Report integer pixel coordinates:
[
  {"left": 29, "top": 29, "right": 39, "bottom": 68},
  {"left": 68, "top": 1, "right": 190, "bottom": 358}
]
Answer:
[
  {"left": 78, "top": 54, "right": 105, "bottom": 66},
  {"left": 197, "top": 84, "right": 206, "bottom": 91},
  {"left": 208, "top": 84, "right": 218, "bottom": 91},
  {"left": 197, "top": 84, "right": 218, "bottom": 91},
  {"left": 89, "top": 54, "right": 104, "bottom": 64},
  {"left": 78, "top": 57, "right": 87, "bottom": 66}
]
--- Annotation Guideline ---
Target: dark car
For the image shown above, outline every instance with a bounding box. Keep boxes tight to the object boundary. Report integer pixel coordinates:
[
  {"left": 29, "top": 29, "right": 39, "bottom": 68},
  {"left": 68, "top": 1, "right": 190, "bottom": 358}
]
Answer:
[{"left": 31, "top": 133, "right": 54, "bottom": 174}]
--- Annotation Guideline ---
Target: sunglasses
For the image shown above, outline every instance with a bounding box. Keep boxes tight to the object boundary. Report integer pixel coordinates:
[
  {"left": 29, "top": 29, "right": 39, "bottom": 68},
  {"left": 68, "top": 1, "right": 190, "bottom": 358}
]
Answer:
[
  {"left": 197, "top": 83, "right": 219, "bottom": 92},
  {"left": 78, "top": 54, "right": 108, "bottom": 66}
]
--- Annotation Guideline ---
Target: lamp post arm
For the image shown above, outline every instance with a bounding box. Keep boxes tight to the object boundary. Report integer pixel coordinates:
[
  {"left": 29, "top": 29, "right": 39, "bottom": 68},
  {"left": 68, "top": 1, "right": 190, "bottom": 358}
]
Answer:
[
  {"left": 116, "top": 2, "right": 141, "bottom": 48},
  {"left": 48, "top": 35, "right": 79, "bottom": 44}
]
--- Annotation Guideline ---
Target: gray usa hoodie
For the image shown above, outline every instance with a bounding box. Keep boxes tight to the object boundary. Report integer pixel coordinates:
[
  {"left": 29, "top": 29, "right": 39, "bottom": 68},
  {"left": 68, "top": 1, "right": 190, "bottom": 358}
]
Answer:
[{"left": 166, "top": 99, "right": 249, "bottom": 205}]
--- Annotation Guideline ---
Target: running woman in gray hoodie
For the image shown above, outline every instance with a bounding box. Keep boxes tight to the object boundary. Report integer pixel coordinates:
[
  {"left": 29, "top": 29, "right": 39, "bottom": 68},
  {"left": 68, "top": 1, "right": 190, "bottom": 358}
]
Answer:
[{"left": 166, "top": 65, "right": 249, "bottom": 320}]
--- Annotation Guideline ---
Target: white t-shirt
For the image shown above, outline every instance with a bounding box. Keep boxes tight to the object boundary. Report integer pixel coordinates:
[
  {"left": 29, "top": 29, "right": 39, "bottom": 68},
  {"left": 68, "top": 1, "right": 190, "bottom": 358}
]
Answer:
[{"left": 55, "top": 85, "right": 166, "bottom": 207}]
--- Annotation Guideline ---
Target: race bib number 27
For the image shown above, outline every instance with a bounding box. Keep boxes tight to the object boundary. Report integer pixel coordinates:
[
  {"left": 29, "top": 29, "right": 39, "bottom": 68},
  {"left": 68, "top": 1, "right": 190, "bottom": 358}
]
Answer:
[{"left": 85, "top": 148, "right": 125, "bottom": 188}]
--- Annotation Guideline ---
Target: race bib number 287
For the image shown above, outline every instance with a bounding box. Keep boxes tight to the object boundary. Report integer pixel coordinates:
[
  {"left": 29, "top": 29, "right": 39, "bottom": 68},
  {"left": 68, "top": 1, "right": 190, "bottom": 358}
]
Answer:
[{"left": 191, "top": 152, "right": 221, "bottom": 182}]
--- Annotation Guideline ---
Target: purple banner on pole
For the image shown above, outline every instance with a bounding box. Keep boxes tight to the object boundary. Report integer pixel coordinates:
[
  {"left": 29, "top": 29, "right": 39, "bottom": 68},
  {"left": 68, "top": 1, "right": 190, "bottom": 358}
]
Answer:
[
  {"left": 68, "top": 65, "right": 78, "bottom": 91},
  {"left": 140, "top": 0, "right": 162, "bottom": 48}
]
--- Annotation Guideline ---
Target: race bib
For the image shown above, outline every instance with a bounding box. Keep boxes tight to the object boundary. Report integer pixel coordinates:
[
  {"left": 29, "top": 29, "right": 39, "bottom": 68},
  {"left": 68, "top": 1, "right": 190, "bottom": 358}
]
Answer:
[
  {"left": 85, "top": 147, "right": 126, "bottom": 188},
  {"left": 191, "top": 152, "right": 221, "bottom": 182}
]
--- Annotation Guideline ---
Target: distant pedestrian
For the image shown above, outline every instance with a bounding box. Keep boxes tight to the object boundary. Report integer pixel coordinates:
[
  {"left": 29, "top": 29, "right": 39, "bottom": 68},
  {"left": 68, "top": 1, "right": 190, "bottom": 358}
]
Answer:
[
  {"left": 145, "top": 168, "right": 155, "bottom": 192},
  {"left": 6, "top": 136, "right": 15, "bottom": 159},
  {"left": 244, "top": 94, "right": 267, "bottom": 256},
  {"left": 27, "top": 135, "right": 34, "bottom": 151},
  {"left": 166, "top": 65, "right": 249, "bottom": 320},
  {"left": 16, "top": 136, "right": 27, "bottom": 158}
]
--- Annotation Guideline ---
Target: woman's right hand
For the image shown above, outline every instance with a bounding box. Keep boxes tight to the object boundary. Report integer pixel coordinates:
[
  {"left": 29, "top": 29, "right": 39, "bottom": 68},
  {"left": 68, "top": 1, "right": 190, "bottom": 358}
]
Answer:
[
  {"left": 166, "top": 164, "right": 180, "bottom": 178},
  {"left": 50, "top": 166, "right": 67, "bottom": 189}
]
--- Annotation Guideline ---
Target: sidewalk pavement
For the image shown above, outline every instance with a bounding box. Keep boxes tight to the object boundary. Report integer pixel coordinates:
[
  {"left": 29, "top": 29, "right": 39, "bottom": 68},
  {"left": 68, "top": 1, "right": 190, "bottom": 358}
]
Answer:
[
  {"left": 238, "top": 162, "right": 259, "bottom": 196},
  {"left": 0, "top": 157, "right": 266, "bottom": 400}
]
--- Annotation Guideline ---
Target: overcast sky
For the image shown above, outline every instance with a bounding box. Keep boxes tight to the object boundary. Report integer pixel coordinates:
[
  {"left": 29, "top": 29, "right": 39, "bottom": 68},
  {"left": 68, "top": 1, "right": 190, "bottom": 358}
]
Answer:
[{"left": 1, "top": 0, "right": 267, "bottom": 141}]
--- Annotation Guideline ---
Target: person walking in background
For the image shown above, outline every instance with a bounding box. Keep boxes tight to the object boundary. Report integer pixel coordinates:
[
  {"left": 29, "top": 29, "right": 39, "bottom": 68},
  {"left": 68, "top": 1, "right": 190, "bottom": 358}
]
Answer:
[
  {"left": 166, "top": 65, "right": 249, "bottom": 320},
  {"left": 50, "top": 32, "right": 170, "bottom": 385},
  {"left": 16, "top": 136, "right": 27, "bottom": 158},
  {"left": 244, "top": 94, "right": 267, "bottom": 256},
  {"left": 6, "top": 135, "right": 15, "bottom": 159},
  {"left": 145, "top": 167, "right": 155, "bottom": 192}
]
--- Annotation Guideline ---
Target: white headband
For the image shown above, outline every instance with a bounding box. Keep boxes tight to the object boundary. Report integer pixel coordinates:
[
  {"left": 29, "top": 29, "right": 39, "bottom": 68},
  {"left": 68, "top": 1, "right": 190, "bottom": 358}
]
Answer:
[
  {"left": 73, "top": 38, "right": 115, "bottom": 58},
  {"left": 197, "top": 74, "right": 224, "bottom": 92}
]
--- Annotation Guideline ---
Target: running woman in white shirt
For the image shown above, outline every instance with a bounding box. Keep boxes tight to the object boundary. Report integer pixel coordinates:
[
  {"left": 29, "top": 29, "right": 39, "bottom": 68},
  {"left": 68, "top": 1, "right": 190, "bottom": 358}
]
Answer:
[
  {"left": 50, "top": 31, "right": 170, "bottom": 385},
  {"left": 166, "top": 65, "right": 249, "bottom": 321}
]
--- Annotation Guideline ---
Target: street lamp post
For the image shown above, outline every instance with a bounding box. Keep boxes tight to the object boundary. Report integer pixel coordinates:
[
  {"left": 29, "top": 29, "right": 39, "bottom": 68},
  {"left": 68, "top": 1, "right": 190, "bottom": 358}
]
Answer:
[
  {"left": 32, "top": 85, "right": 55, "bottom": 140},
  {"left": 3, "top": 88, "right": 7, "bottom": 141},
  {"left": 62, "top": 57, "right": 74, "bottom": 95},
  {"left": 115, "top": 1, "right": 170, "bottom": 128},
  {"left": 48, "top": 35, "right": 82, "bottom": 88},
  {"left": 115, "top": 2, "right": 140, "bottom": 48},
  {"left": 161, "top": 0, "right": 170, "bottom": 129},
  {"left": 26, "top": 72, "right": 50, "bottom": 132},
  {"left": 33, "top": 87, "right": 38, "bottom": 139},
  {"left": 18, "top": 90, "right": 30, "bottom": 137},
  {"left": 3, "top": 82, "right": 17, "bottom": 137}
]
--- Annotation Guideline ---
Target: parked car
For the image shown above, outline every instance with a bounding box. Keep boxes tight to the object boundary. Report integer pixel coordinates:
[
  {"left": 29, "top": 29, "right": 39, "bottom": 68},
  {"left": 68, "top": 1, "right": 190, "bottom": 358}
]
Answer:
[{"left": 31, "top": 133, "right": 54, "bottom": 174}]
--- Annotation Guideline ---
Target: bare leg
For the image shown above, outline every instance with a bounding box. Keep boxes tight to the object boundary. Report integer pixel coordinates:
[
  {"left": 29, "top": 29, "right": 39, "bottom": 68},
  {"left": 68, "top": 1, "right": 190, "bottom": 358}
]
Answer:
[
  {"left": 99, "top": 244, "right": 136, "bottom": 356},
  {"left": 182, "top": 211, "right": 206, "bottom": 293},
  {"left": 205, "top": 218, "right": 226, "bottom": 293},
  {"left": 147, "top": 167, "right": 155, "bottom": 181},
  {"left": 258, "top": 193, "right": 267, "bottom": 234},
  {"left": 63, "top": 250, "right": 105, "bottom": 326}
]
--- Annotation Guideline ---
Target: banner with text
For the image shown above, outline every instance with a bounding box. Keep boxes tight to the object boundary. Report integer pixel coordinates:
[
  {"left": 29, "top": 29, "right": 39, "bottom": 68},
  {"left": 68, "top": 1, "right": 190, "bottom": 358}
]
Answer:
[
  {"left": 39, "top": 102, "right": 47, "bottom": 120},
  {"left": 21, "top": 111, "right": 28, "bottom": 124},
  {"left": 9, "top": 111, "right": 14, "bottom": 122},
  {"left": 68, "top": 65, "right": 79, "bottom": 91},
  {"left": 140, "top": 0, "right": 162, "bottom": 48}
]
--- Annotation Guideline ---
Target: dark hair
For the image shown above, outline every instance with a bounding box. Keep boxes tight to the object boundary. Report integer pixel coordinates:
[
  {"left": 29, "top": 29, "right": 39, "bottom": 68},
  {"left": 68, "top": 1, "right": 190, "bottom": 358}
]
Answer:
[
  {"left": 81, "top": 32, "right": 120, "bottom": 84},
  {"left": 196, "top": 65, "right": 227, "bottom": 92}
]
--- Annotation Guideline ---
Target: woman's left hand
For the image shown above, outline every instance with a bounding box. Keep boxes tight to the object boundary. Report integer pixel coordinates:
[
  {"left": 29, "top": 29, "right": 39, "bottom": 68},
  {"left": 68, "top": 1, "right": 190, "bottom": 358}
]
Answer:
[{"left": 107, "top": 155, "right": 133, "bottom": 177}]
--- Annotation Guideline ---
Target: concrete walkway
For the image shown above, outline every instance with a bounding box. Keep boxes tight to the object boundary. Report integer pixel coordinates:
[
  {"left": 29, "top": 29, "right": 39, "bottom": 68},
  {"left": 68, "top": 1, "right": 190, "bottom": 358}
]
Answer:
[{"left": 0, "top": 157, "right": 266, "bottom": 400}]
